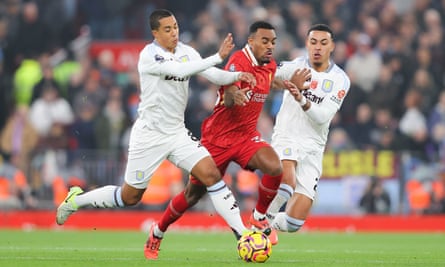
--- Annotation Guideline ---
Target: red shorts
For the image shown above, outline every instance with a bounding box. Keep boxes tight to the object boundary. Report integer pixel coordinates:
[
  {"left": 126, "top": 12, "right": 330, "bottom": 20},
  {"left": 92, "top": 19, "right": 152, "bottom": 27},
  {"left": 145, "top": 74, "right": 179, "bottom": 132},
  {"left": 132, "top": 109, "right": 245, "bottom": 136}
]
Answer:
[{"left": 190, "top": 136, "right": 270, "bottom": 184}]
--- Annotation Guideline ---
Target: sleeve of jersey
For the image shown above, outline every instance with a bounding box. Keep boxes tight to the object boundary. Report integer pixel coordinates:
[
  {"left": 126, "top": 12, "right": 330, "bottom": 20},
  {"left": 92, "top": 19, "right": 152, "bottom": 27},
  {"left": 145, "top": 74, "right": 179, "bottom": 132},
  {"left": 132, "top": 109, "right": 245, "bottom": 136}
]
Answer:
[
  {"left": 305, "top": 77, "right": 350, "bottom": 124},
  {"left": 199, "top": 67, "right": 240, "bottom": 85},
  {"left": 275, "top": 61, "right": 294, "bottom": 81},
  {"left": 139, "top": 49, "right": 223, "bottom": 78}
]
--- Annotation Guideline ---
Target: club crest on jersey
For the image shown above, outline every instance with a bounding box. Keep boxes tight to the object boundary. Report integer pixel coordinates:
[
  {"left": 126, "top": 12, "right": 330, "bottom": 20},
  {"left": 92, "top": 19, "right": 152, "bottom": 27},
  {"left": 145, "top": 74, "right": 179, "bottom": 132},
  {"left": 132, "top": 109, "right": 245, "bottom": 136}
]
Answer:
[
  {"left": 321, "top": 79, "right": 333, "bottom": 92},
  {"left": 154, "top": 54, "right": 165, "bottom": 62},
  {"left": 179, "top": 55, "right": 189, "bottom": 62},
  {"left": 283, "top": 148, "right": 292, "bottom": 156},
  {"left": 228, "top": 63, "right": 237, "bottom": 72},
  {"left": 135, "top": 170, "right": 144, "bottom": 181}
]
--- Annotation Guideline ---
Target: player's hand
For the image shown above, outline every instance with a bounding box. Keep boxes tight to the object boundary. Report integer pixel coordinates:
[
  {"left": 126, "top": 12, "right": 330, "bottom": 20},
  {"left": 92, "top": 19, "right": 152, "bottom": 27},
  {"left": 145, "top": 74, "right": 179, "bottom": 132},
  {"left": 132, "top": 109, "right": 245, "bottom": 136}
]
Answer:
[
  {"left": 290, "top": 68, "right": 311, "bottom": 90},
  {"left": 283, "top": 80, "right": 303, "bottom": 101},
  {"left": 218, "top": 33, "right": 235, "bottom": 60},
  {"left": 237, "top": 72, "right": 257, "bottom": 87},
  {"left": 233, "top": 87, "right": 251, "bottom": 106}
]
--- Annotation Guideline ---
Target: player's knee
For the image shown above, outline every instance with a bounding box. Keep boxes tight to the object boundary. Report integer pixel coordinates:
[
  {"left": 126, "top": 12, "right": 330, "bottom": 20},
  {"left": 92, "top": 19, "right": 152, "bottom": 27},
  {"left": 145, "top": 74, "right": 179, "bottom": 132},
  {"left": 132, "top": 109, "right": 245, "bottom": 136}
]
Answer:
[
  {"left": 197, "top": 168, "right": 221, "bottom": 187},
  {"left": 121, "top": 192, "right": 143, "bottom": 206},
  {"left": 267, "top": 164, "right": 283, "bottom": 177},
  {"left": 184, "top": 183, "right": 207, "bottom": 206}
]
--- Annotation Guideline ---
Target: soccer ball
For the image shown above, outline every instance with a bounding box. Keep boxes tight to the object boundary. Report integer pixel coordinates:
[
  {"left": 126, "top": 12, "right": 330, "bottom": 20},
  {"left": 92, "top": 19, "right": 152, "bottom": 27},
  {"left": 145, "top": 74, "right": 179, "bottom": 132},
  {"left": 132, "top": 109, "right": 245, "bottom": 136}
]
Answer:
[{"left": 237, "top": 231, "right": 272, "bottom": 263}]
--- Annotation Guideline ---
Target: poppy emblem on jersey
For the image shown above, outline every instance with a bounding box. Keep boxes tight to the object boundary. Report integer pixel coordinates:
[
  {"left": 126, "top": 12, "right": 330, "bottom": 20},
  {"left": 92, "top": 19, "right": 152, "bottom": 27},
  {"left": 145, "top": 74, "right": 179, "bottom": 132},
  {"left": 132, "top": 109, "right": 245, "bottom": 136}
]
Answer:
[
  {"left": 310, "top": 80, "right": 318, "bottom": 89},
  {"left": 337, "top": 89, "right": 346, "bottom": 99},
  {"left": 179, "top": 55, "right": 189, "bottom": 62},
  {"left": 135, "top": 170, "right": 144, "bottom": 181},
  {"left": 154, "top": 54, "right": 165, "bottom": 62},
  {"left": 229, "top": 63, "right": 236, "bottom": 72},
  {"left": 321, "top": 79, "right": 333, "bottom": 93},
  {"left": 283, "top": 148, "right": 292, "bottom": 156}
]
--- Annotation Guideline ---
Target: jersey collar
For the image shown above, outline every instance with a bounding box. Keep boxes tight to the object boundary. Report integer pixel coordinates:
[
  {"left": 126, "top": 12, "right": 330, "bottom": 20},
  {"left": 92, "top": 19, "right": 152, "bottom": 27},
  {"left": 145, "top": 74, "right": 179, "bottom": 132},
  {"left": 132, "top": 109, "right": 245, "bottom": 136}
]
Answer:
[
  {"left": 305, "top": 57, "right": 334, "bottom": 73},
  {"left": 242, "top": 44, "right": 260, "bottom": 66}
]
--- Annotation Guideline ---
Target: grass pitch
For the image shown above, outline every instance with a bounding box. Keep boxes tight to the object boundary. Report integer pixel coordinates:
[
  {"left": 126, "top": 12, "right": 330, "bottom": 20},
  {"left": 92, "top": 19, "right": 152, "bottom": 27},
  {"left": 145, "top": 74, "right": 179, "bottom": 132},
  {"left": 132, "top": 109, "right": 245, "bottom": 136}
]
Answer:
[{"left": 0, "top": 229, "right": 444, "bottom": 267}]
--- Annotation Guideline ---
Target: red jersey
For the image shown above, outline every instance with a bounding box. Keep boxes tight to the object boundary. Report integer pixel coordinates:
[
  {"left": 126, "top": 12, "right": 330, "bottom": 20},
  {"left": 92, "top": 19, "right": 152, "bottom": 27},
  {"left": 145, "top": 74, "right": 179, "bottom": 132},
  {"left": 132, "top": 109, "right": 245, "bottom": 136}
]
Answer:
[{"left": 201, "top": 45, "right": 277, "bottom": 148}]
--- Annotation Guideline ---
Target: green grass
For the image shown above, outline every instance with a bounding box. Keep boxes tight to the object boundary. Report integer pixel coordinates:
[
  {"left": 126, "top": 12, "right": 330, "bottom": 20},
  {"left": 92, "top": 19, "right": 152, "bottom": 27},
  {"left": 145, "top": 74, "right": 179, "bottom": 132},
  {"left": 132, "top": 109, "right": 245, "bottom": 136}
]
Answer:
[{"left": 0, "top": 229, "right": 444, "bottom": 267}]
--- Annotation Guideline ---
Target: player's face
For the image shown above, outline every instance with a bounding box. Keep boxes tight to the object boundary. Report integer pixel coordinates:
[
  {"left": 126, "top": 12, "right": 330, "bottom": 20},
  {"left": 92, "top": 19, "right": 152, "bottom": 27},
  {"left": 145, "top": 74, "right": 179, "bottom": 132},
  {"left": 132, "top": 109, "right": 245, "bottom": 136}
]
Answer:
[
  {"left": 152, "top": 15, "right": 179, "bottom": 53},
  {"left": 248, "top": 28, "right": 276, "bottom": 65},
  {"left": 306, "top": 30, "right": 335, "bottom": 72}
]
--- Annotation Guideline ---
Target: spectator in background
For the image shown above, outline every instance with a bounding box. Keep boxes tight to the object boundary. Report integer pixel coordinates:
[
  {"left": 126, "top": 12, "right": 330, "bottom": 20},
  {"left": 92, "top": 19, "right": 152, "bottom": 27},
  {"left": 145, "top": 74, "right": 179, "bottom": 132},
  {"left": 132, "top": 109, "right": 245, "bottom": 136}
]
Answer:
[
  {"left": 409, "top": 68, "right": 439, "bottom": 115},
  {"left": 345, "top": 33, "right": 382, "bottom": 93},
  {"left": 370, "top": 107, "right": 399, "bottom": 150},
  {"left": 29, "top": 84, "right": 74, "bottom": 149},
  {"left": 347, "top": 103, "right": 375, "bottom": 150},
  {"left": 0, "top": 104, "right": 38, "bottom": 172},
  {"left": 30, "top": 64, "right": 63, "bottom": 104},
  {"left": 428, "top": 91, "right": 445, "bottom": 161},
  {"left": 398, "top": 89, "right": 429, "bottom": 161},
  {"left": 10, "top": 1, "right": 49, "bottom": 64},
  {"left": 359, "top": 176, "right": 391, "bottom": 214},
  {"left": 0, "top": 158, "right": 37, "bottom": 209},
  {"left": 94, "top": 85, "right": 131, "bottom": 153}
]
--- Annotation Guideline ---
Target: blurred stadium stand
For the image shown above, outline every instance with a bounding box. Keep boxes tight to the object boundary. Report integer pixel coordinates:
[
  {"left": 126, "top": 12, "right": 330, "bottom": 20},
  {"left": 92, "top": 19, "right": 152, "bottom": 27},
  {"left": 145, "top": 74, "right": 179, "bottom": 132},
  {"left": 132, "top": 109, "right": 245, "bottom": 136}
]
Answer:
[{"left": 0, "top": 0, "right": 445, "bottom": 215}]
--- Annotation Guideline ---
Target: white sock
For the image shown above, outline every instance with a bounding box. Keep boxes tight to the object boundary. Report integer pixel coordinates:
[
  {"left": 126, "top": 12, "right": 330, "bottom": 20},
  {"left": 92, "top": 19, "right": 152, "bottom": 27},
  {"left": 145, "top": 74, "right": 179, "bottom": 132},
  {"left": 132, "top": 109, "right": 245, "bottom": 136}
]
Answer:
[
  {"left": 266, "top": 183, "right": 293, "bottom": 223},
  {"left": 207, "top": 180, "right": 246, "bottom": 235},
  {"left": 74, "top": 185, "right": 125, "bottom": 208},
  {"left": 271, "top": 212, "right": 305, "bottom": 232},
  {"left": 253, "top": 209, "right": 266, "bottom": 221},
  {"left": 153, "top": 224, "right": 164, "bottom": 238}
]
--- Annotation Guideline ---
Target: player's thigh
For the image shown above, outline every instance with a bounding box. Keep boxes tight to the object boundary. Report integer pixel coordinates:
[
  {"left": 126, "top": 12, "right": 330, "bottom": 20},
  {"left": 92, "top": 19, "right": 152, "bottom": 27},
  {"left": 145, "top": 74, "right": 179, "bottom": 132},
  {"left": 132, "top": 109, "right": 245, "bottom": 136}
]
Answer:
[
  {"left": 168, "top": 128, "right": 209, "bottom": 172},
  {"left": 169, "top": 129, "right": 220, "bottom": 186},
  {"left": 124, "top": 121, "right": 170, "bottom": 190},
  {"left": 190, "top": 156, "right": 221, "bottom": 187},
  {"left": 294, "top": 152, "right": 322, "bottom": 201},
  {"left": 239, "top": 139, "right": 281, "bottom": 175},
  {"left": 282, "top": 160, "right": 297, "bottom": 188}
]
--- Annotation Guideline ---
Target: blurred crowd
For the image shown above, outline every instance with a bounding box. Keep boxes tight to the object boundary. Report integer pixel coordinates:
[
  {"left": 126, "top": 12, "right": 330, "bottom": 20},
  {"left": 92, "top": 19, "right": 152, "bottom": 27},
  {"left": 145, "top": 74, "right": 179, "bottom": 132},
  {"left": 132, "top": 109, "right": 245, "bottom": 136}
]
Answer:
[{"left": 0, "top": 0, "right": 445, "bottom": 214}]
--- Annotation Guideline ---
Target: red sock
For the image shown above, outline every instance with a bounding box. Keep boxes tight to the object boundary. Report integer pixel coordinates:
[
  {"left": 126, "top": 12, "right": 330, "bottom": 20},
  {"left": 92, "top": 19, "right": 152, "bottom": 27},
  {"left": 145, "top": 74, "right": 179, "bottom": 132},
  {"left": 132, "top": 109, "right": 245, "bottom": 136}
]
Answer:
[
  {"left": 256, "top": 174, "right": 282, "bottom": 214},
  {"left": 158, "top": 190, "right": 190, "bottom": 232}
]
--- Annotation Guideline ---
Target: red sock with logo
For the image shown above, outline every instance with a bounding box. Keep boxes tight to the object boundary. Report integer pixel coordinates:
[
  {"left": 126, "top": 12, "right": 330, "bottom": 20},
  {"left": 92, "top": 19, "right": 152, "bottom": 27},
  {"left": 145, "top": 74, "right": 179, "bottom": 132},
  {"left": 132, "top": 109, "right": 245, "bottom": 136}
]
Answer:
[{"left": 255, "top": 174, "right": 282, "bottom": 214}]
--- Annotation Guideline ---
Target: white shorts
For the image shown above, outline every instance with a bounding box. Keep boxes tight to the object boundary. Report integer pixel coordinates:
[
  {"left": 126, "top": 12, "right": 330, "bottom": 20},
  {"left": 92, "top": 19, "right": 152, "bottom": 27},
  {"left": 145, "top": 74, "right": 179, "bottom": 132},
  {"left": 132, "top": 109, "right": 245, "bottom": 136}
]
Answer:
[
  {"left": 272, "top": 136, "right": 323, "bottom": 200},
  {"left": 124, "top": 119, "right": 209, "bottom": 189}
]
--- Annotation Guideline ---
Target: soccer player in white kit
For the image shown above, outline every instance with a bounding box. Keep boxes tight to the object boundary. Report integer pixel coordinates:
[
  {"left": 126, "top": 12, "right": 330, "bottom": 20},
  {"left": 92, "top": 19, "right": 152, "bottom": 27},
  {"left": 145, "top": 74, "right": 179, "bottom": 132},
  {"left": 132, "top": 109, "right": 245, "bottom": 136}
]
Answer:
[
  {"left": 56, "top": 9, "right": 256, "bottom": 257},
  {"left": 266, "top": 24, "right": 350, "bottom": 232}
]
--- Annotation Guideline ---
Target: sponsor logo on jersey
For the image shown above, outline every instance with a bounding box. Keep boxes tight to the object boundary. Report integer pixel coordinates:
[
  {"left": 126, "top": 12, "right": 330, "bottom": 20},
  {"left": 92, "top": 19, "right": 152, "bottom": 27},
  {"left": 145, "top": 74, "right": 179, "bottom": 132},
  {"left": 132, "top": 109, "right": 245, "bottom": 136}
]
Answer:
[
  {"left": 246, "top": 90, "right": 253, "bottom": 100},
  {"left": 165, "top": 75, "right": 189, "bottom": 82},
  {"left": 154, "top": 54, "right": 165, "bottom": 62},
  {"left": 321, "top": 79, "right": 333, "bottom": 92},
  {"left": 136, "top": 170, "right": 144, "bottom": 181},
  {"left": 302, "top": 90, "right": 324, "bottom": 104},
  {"left": 328, "top": 89, "right": 346, "bottom": 105}
]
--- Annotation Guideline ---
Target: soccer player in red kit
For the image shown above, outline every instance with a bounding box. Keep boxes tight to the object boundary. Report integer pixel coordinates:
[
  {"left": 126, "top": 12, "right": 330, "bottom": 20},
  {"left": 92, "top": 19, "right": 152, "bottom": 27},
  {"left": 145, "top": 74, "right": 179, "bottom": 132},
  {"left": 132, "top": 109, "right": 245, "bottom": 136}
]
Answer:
[{"left": 145, "top": 21, "right": 282, "bottom": 259}]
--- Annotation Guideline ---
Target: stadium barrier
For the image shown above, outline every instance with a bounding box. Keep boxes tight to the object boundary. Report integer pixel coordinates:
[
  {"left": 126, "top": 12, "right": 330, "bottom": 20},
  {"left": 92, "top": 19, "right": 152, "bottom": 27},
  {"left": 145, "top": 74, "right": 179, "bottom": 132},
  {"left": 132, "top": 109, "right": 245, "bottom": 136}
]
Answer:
[{"left": 1, "top": 211, "right": 444, "bottom": 232}]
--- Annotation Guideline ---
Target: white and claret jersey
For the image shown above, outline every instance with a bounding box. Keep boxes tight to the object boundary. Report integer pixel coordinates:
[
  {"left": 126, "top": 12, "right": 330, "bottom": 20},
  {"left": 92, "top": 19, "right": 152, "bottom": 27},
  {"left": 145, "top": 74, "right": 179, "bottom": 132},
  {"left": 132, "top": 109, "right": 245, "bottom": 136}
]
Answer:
[
  {"left": 274, "top": 56, "right": 350, "bottom": 152},
  {"left": 137, "top": 40, "right": 240, "bottom": 134}
]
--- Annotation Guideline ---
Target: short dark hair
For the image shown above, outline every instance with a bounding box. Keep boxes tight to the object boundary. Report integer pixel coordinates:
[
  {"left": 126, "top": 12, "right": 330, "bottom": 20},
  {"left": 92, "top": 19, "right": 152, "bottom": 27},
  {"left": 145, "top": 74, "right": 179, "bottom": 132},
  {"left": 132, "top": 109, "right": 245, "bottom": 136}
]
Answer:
[
  {"left": 149, "top": 9, "right": 173, "bottom": 31},
  {"left": 307, "top": 24, "right": 334, "bottom": 40},
  {"left": 249, "top": 21, "right": 275, "bottom": 35}
]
